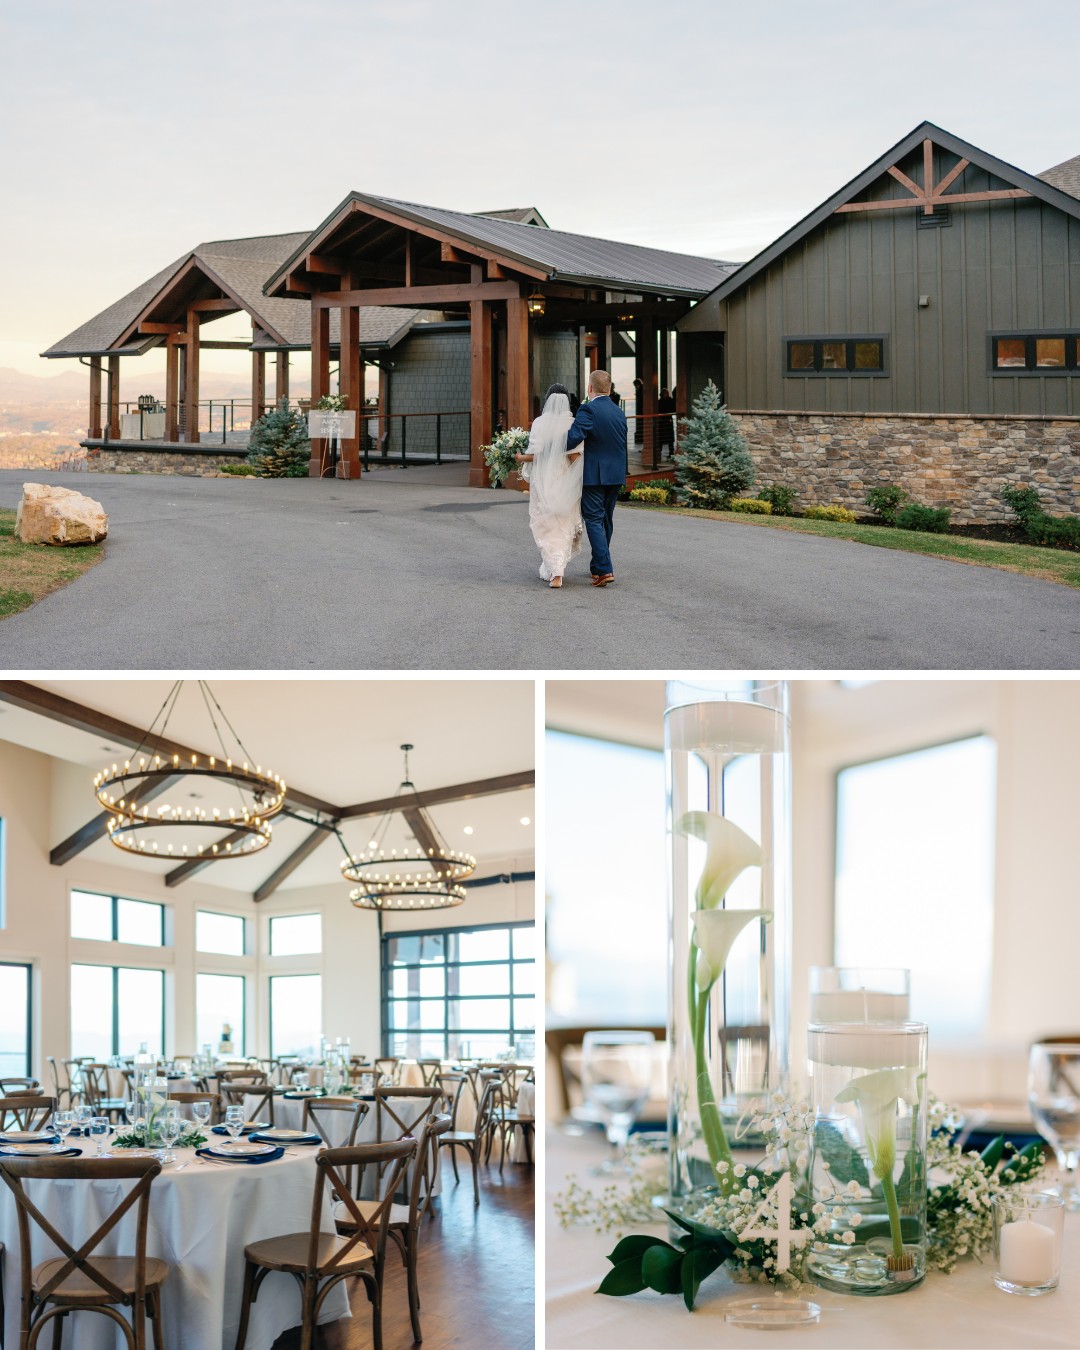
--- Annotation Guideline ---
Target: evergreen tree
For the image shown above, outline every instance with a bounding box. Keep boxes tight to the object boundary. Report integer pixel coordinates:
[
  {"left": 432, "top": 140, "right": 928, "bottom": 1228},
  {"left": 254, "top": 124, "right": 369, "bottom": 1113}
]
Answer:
[
  {"left": 247, "top": 399, "right": 311, "bottom": 478},
  {"left": 675, "top": 381, "right": 755, "bottom": 509}
]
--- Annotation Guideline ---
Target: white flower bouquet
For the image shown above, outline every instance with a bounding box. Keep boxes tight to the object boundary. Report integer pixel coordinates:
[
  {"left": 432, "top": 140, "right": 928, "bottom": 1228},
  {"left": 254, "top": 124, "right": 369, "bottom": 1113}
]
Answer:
[{"left": 481, "top": 427, "right": 530, "bottom": 485}]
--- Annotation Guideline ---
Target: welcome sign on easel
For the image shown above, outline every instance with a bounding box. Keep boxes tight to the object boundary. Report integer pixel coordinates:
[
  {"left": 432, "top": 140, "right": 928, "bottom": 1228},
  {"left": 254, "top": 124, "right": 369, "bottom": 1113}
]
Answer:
[{"left": 307, "top": 411, "right": 357, "bottom": 477}]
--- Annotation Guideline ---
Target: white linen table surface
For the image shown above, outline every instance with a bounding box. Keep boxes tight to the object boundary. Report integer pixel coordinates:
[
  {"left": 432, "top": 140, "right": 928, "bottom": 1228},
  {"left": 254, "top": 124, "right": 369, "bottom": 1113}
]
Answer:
[
  {"left": 512, "top": 1083, "right": 535, "bottom": 1163},
  {"left": 545, "top": 1128, "right": 1080, "bottom": 1350},
  {"left": 1, "top": 1136, "right": 349, "bottom": 1350}
]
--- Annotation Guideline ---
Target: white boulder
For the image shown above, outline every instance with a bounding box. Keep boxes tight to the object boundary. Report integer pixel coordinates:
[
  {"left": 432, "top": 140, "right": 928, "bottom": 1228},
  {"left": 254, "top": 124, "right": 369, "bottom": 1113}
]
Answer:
[{"left": 15, "top": 483, "right": 108, "bottom": 546}]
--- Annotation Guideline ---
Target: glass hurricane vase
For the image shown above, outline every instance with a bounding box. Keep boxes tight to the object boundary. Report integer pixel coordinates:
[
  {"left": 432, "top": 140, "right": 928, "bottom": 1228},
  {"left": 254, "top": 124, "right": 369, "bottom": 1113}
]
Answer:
[{"left": 666, "top": 680, "right": 792, "bottom": 1210}]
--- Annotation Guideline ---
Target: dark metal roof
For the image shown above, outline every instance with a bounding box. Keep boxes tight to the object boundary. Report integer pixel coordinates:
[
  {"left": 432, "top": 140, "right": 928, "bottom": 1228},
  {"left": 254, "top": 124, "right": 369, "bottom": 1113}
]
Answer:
[
  {"left": 266, "top": 192, "right": 740, "bottom": 298},
  {"left": 475, "top": 207, "right": 550, "bottom": 227},
  {"left": 690, "top": 121, "right": 1080, "bottom": 314},
  {"left": 1039, "top": 154, "right": 1080, "bottom": 200},
  {"left": 44, "top": 232, "right": 424, "bottom": 357}
]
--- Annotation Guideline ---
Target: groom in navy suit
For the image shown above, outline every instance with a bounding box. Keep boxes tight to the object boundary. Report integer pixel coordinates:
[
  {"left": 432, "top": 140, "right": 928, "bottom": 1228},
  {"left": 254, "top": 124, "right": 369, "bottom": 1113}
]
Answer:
[{"left": 565, "top": 369, "right": 627, "bottom": 586}]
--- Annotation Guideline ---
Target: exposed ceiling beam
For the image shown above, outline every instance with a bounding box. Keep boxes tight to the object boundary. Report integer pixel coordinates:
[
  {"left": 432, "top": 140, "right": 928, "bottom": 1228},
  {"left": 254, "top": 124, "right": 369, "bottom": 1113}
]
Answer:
[
  {"left": 401, "top": 805, "right": 442, "bottom": 860},
  {"left": 50, "top": 772, "right": 185, "bottom": 866},
  {"left": 337, "top": 769, "right": 534, "bottom": 820},
  {"left": 0, "top": 681, "right": 338, "bottom": 817},
  {"left": 253, "top": 826, "right": 333, "bottom": 904},
  {"left": 163, "top": 829, "right": 249, "bottom": 887}
]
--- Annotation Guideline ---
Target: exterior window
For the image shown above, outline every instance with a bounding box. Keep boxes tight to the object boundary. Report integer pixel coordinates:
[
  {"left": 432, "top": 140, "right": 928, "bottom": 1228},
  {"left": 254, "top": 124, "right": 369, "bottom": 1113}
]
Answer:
[
  {"left": 71, "top": 891, "right": 164, "bottom": 947},
  {"left": 196, "top": 910, "right": 246, "bottom": 956},
  {"left": 269, "top": 974, "right": 322, "bottom": 1057},
  {"left": 197, "top": 973, "right": 245, "bottom": 1056},
  {"left": 992, "top": 334, "right": 1079, "bottom": 372},
  {"left": 0, "top": 962, "right": 31, "bottom": 1077},
  {"left": 835, "top": 735, "right": 996, "bottom": 1038},
  {"left": 786, "top": 337, "right": 885, "bottom": 375},
  {"left": 382, "top": 922, "right": 536, "bottom": 1059},
  {"left": 71, "top": 964, "right": 165, "bottom": 1058},
  {"left": 269, "top": 913, "right": 322, "bottom": 956}
]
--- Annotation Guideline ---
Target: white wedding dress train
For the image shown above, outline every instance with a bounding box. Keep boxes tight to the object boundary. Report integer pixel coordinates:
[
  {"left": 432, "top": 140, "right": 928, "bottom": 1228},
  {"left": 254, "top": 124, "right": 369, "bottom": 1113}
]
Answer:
[{"left": 522, "top": 392, "right": 584, "bottom": 580}]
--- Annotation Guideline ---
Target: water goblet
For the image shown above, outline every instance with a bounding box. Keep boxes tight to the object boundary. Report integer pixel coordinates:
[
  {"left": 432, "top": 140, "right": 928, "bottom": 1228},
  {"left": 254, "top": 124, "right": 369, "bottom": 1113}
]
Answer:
[
  {"left": 89, "top": 1115, "right": 110, "bottom": 1157},
  {"left": 580, "top": 1030, "right": 656, "bottom": 1174},
  {"left": 224, "top": 1105, "right": 245, "bottom": 1146},
  {"left": 1028, "top": 1040, "right": 1080, "bottom": 1210},
  {"left": 75, "top": 1104, "right": 93, "bottom": 1138},
  {"left": 191, "top": 1100, "right": 212, "bottom": 1133},
  {"left": 294, "top": 1072, "right": 310, "bottom": 1092},
  {"left": 158, "top": 1106, "right": 182, "bottom": 1163},
  {"left": 53, "top": 1110, "right": 74, "bottom": 1151}
]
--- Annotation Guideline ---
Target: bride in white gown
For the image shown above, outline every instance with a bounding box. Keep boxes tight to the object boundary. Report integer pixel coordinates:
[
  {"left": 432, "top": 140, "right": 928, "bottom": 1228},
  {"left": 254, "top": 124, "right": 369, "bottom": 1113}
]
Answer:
[{"left": 514, "top": 384, "right": 584, "bottom": 588}]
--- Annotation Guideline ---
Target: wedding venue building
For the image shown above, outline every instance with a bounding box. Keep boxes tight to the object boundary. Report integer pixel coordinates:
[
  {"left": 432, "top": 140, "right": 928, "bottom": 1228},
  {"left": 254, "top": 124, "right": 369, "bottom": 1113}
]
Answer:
[
  {"left": 42, "top": 121, "right": 1079, "bottom": 514},
  {"left": 0, "top": 677, "right": 535, "bottom": 1348}
]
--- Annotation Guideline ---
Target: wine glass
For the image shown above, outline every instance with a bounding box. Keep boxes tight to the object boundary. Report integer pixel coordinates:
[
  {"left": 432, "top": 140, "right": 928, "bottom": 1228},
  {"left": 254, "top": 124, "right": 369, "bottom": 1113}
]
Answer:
[
  {"left": 158, "top": 1106, "right": 182, "bottom": 1163},
  {"left": 89, "top": 1115, "right": 110, "bottom": 1157},
  {"left": 294, "top": 1072, "right": 310, "bottom": 1092},
  {"left": 191, "top": 1100, "right": 212, "bottom": 1133},
  {"left": 75, "top": 1104, "right": 93, "bottom": 1137},
  {"left": 53, "top": 1110, "right": 74, "bottom": 1151},
  {"left": 580, "top": 1030, "right": 656, "bottom": 1173},
  {"left": 1028, "top": 1040, "right": 1080, "bottom": 1210},
  {"left": 224, "top": 1105, "right": 245, "bottom": 1146}
]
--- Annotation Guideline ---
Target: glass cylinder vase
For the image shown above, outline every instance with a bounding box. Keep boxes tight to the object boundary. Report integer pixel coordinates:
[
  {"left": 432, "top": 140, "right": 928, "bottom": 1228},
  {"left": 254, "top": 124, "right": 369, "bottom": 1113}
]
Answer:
[
  {"left": 666, "top": 680, "right": 792, "bottom": 1209},
  {"left": 807, "top": 1022, "right": 928, "bottom": 1295}
]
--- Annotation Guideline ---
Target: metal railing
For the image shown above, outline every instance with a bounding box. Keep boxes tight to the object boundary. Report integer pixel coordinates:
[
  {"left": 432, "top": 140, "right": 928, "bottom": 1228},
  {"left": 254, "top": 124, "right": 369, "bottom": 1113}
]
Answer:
[
  {"left": 624, "top": 411, "right": 680, "bottom": 469},
  {"left": 359, "top": 411, "right": 472, "bottom": 469}
]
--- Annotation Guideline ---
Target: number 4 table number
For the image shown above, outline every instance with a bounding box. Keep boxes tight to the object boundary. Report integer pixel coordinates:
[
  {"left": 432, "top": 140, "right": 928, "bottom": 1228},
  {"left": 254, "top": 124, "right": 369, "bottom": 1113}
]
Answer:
[
  {"left": 725, "top": 1172, "right": 822, "bottom": 1330},
  {"left": 735, "top": 1172, "right": 809, "bottom": 1274}
]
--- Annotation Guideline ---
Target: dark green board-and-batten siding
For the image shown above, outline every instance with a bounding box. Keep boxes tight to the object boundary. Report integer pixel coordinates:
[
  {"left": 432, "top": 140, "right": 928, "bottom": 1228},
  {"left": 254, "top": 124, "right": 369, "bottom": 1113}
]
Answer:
[{"left": 720, "top": 154, "right": 1080, "bottom": 417}]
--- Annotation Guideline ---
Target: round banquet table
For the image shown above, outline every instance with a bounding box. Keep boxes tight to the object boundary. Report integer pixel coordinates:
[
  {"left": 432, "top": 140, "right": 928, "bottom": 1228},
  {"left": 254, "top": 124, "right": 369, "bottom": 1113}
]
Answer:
[
  {"left": 512, "top": 1082, "right": 535, "bottom": 1163},
  {"left": 545, "top": 1127, "right": 1080, "bottom": 1350},
  {"left": 0, "top": 1133, "right": 349, "bottom": 1350}
]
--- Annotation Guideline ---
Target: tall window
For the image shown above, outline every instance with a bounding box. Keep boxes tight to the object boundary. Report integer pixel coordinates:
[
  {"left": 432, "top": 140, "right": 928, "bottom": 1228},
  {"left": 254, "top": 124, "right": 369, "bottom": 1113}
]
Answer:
[
  {"left": 269, "top": 914, "right": 322, "bottom": 956},
  {"left": 835, "top": 735, "right": 996, "bottom": 1038},
  {"left": 269, "top": 975, "right": 322, "bottom": 1058},
  {"left": 196, "top": 973, "right": 245, "bottom": 1055},
  {"left": 0, "top": 962, "right": 31, "bottom": 1077},
  {"left": 71, "top": 891, "right": 164, "bottom": 947},
  {"left": 71, "top": 964, "right": 164, "bottom": 1058},
  {"left": 196, "top": 911, "right": 246, "bottom": 956},
  {"left": 382, "top": 923, "right": 535, "bottom": 1058},
  {"left": 546, "top": 730, "right": 666, "bottom": 1025}
]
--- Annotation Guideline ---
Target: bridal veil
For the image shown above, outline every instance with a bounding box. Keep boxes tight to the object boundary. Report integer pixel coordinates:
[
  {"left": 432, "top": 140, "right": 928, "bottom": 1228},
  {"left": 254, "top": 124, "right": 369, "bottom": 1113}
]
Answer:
[{"left": 523, "top": 391, "right": 584, "bottom": 580}]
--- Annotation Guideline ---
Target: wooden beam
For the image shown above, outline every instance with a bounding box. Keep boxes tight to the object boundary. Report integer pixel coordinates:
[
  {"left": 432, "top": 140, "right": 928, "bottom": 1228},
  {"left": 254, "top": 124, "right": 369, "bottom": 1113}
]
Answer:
[
  {"left": 88, "top": 356, "right": 102, "bottom": 439},
  {"left": 0, "top": 681, "right": 338, "bottom": 817},
  {"left": 314, "top": 281, "right": 520, "bottom": 308},
  {"left": 251, "top": 348, "right": 266, "bottom": 428},
  {"left": 139, "top": 321, "right": 184, "bottom": 335},
  {"left": 254, "top": 825, "right": 331, "bottom": 903},
  {"left": 275, "top": 352, "right": 289, "bottom": 405},
  {"left": 184, "top": 310, "right": 200, "bottom": 443},
  {"left": 339, "top": 305, "right": 362, "bottom": 477},
  {"left": 401, "top": 805, "right": 443, "bottom": 861},
  {"left": 197, "top": 341, "right": 253, "bottom": 351},
  {"left": 165, "top": 830, "right": 248, "bottom": 887},
  {"left": 404, "top": 235, "right": 415, "bottom": 287},
  {"left": 338, "top": 769, "right": 534, "bottom": 820},
  {"left": 189, "top": 298, "right": 238, "bottom": 313},
  {"left": 50, "top": 772, "right": 185, "bottom": 866},
  {"left": 935, "top": 156, "right": 970, "bottom": 196},
  {"left": 305, "top": 255, "right": 348, "bottom": 276},
  {"left": 638, "top": 316, "right": 657, "bottom": 462},
  {"left": 165, "top": 340, "right": 180, "bottom": 442},
  {"left": 469, "top": 298, "right": 493, "bottom": 487},
  {"left": 887, "top": 164, "right": 923, "bottom": 199},
  {"left": 835, "top": 188, "right": 1030, "bottom": 213},
  {"left": 309, "top": 305, "right": 331, "bottom": 476},
  {"left": 506, "top": 294, "right": 530, "bottom": 431},
  {"left": 923, "top": 138, "right": 935, "bottom": 214},
  {"left": 107, "top": 355, "right": 120, "bottom": 439}
]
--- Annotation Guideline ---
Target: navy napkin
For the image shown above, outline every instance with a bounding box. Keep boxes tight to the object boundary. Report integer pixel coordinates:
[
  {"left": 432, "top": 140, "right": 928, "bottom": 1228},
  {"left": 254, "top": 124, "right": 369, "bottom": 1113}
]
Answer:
[
  {"left": 250, "top": 1130, "right": 321, "bottom": 1146},
  {"left": 195, "top": 1144, "right": 285, "bottom": 1165},
  {"left": 283, "top": 1090, "right": 326, "bottom": 1100}
]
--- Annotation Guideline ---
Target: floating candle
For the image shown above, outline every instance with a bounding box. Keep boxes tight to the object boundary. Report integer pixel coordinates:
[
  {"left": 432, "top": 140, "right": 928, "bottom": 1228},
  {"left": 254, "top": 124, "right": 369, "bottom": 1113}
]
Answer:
[
  {"left": 809, "top": 990, "right": 910, "bottom": 1024},
  {"left": 999, "top": 1219, "right": 1057, "bottom": 1286},
  {"left": 808, "top": 1022, "right": 925, "bottom": 1070}
]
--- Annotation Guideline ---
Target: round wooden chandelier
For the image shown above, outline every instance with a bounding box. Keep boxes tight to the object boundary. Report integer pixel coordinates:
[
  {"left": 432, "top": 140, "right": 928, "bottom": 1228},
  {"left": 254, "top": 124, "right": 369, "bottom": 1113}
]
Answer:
[
  {"left": 342, "top": 744, "right": 475, "bottom": 910},
  {"left": 93, "top": 682, "right": 285, "bottom": 860}
]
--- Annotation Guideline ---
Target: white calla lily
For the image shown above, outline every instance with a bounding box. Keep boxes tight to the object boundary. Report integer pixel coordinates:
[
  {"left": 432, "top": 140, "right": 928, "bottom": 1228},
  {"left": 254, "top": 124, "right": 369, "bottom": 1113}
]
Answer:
[
  {"left": 835, "top": 1066, "right": 918, "bottom": 1179},
  {"left": 691, "top": 907, "right": 772, "bottom": 991},
  {"left": 678, "top": 810, "right": 763, "bottom": 909}
]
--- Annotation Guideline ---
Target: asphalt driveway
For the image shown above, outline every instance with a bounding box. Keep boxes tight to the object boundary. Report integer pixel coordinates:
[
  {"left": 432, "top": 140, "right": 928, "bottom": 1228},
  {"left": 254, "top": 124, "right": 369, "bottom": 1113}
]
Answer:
[{"left": 1, "top": 470, "right": 1077, "bottom": 670}]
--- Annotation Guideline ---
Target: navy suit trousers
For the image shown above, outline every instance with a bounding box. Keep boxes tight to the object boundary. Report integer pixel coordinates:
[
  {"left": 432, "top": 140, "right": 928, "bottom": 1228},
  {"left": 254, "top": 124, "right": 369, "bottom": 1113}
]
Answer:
[{"left": 581, "top": 485, "right": 620, "bottom": 575}]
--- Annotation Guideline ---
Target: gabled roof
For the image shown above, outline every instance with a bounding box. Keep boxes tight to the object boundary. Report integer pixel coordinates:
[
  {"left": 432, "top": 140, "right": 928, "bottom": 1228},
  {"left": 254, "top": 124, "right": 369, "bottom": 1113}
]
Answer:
[
  {"left": 1039, "top": 154, "right": 1080, "bottom": 200},
  {"left": 266, "top": 192, "right": 740, "bottom": 299},
  {"left": 44, "top": 232, "right": 424, "bottom": 357},
  {"left": 692, "top": 122, "right": 1080, "bottom": 312},
  {"left": 476, "top": 207, "right": 550, "bottom": 227}
]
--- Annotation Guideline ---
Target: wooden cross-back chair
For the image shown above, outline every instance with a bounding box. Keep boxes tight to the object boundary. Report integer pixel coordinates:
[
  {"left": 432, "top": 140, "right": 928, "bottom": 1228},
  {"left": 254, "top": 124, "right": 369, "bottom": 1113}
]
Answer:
[
  {"left": 167, "top": 1091, "right": 222, "bottom": 1126},
  {"left": 234, "top": 1139, "right": 416, "bottom": 1350},
  {"left": 219, "top": 1083, "right": 275, "bottom": 1127},
  {"left": 437, "top": 1078, "right": 501, "bottom": 1205},
  {"left": 81, "top": 1065, "right": 127, "bottom": 1121},
  {"left": 373, "top": 1057, "right": 400, "bottom": 1087},
  {"left": 373, "top": 1087, "right": 440, "bottom": 1191},
  {"left": 46, "top": 1058, "right": 71, "bottom": 1110},
  {"left": 415, "top": 1059, "right": 442, "bottom": 1087},
  {"left": 0, "top": 1077, "right": 41, "bottom": 1095},
  {"left": 0, "top": 1154, "right": 168, "bottom": 1349},
  {"left": 217, "top": 1068, "right": 268, "bottom": 1086},
  {"left": 302, "top": 1097, "right": 370, "bottom": 1148},
  {"left": 0, "top": 1095, "right": 56, "bottom": 1133},
  {"left": 436, "top": 1072, "right": 468, "bottom": 1127}
]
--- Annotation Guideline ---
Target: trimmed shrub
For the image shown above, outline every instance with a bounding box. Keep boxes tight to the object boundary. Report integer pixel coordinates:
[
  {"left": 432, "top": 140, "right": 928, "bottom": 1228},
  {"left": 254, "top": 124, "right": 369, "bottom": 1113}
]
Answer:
[
  {"left": 675, "top": 380, "right": 755, "bottom": 509},
  {"left": 866, "top": 483, "right": 910, "bottom": 524},
  {"left": 247, "top": 399, "right": 311, "bottom": 478},
  {"left": 803, "top": 504, "right": 857, "bottom": 523},
  {"left": 1001, "top": 484, "right": 1043, "bottom": 523},
  {"left": 1001, "top": 483, "right": 1080, "bottom": 551},
  {"left": 894, "top": 503, "right": 951, "bottom": 533},
  {"left": 730, "top": 497, "right": 773, "bottom": 515},
  {"left": 220, "top": 463, "right": 258, "bottom": 476},
  {"left": 628, "top": 484, "right": 671, "bottom": 504},
  {"left": 758, "top": 483, "right": 797, "bottom": 516}
]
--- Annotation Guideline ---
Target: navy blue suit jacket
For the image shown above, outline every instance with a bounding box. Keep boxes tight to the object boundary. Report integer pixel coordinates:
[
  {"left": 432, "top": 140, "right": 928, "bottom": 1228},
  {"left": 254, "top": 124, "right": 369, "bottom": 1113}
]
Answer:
[{"left": 565, "top": 395, "right": 628, "bottom": 486}]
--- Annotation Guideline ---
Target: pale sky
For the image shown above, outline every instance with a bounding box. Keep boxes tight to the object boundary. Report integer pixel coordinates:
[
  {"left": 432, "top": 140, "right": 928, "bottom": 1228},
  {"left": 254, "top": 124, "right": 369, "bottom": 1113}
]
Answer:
[{"left": 3, "top": 0, "right": 1078, "bottom": 380}]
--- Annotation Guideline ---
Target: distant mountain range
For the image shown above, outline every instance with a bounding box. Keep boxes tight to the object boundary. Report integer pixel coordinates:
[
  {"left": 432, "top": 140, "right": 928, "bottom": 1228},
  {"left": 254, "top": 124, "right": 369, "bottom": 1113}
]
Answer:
[{"left": 0, "top": 366, "right": 311, "bottom": 403}]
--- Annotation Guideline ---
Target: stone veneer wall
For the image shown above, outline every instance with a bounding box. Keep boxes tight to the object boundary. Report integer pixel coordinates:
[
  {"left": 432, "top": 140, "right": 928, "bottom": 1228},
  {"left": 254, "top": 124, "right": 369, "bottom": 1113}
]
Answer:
[
  {"left": 84, "top": 447, "right": 247, "bottom": 475},
  {"left": 729, "top": 411, "right": 1080, "bottom": 524}
]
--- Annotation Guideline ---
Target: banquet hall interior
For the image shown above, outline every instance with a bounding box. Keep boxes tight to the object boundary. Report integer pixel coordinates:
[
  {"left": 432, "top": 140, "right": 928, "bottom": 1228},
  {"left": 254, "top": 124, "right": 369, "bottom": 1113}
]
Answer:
[
  {"left": 0, "top": 677, "right": 536, "bottom": 1350},
  {"left": 545, "top": 677, "right": 1079, "bottom": 1347}
]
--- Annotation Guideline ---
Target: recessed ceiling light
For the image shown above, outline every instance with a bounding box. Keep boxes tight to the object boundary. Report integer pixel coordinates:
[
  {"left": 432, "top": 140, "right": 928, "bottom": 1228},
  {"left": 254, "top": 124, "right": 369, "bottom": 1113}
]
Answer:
[
  {"left": 463, "top": 826, "right": 474, "bottom": 835},
  {"left": 520, "top": 816, "right": 531, "bottom": 826}
]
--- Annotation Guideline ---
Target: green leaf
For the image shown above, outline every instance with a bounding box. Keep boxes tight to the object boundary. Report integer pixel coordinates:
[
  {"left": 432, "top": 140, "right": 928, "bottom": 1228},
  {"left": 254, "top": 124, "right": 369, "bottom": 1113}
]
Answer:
[
  {"left": 642, "top": 1244, "right": 685, "bottom": 1295},
  {"left": 814, "top": 1119, "right": 870, "bottom": 1188},
  {"left": 979, "top": 1135, "right": 1005, "bottom": 1173},
  {"left": 606, "top": 1234, "right": 670, "bottom": 1266},
  {"left": 596, "top": 1258, "right": 647, "bottom": 1298},
  {"left": 680, "top": 1240, "right": 728, "bottom": 1311},
  {"left": 663, "top": 1208, "right": 730, "bottom": 1244}
]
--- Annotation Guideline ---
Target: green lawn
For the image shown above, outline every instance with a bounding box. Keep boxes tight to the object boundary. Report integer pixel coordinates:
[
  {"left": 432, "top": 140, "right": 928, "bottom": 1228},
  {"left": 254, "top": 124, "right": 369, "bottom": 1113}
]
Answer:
[
  {"left": 0, "top": 509, "right": 104, "bottom": 618},
  {"left": 625, "top": 503, "right": 1080, "bottom": 589}
]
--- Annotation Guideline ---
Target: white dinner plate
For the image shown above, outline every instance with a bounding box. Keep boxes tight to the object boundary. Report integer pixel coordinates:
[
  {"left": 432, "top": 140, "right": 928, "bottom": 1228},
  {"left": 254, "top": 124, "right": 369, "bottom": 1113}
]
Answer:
[
  {"left": 0, "top": 1142, "right": 66, "bottom": 1155},
  {"left": 0, "top": 1131, "right": 53, "bottom": 1144},
  {"left": 209, "top": 1141, "right": 276, "bottom": 1157},
  {"left": 257, "top": 1129, "right": 313, "bottom": 1141}
]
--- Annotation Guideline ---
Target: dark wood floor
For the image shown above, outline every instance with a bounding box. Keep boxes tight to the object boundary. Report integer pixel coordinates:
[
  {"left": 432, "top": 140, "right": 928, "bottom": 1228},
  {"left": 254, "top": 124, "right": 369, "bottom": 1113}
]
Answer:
[{"left": 271, "top": 1155, "right": 534, "bottom": 1350}]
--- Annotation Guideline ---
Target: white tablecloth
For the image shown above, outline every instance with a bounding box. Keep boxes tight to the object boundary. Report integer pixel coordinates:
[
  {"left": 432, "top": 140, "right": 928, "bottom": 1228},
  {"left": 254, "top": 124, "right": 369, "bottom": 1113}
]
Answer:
[
  {"left": 545, "top": 1128, "right": 1080, "bottom": 1349},
  {"left": 1, "top": 1135, "right": 349, "bottom": 1350},
  {"left": 512, "top": 1083, "right": 535, "bottom": 1163}
]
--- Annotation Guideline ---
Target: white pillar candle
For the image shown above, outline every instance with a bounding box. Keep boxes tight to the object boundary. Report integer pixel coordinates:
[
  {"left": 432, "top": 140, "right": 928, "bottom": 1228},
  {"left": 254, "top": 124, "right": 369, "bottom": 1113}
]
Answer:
[
  {"left": 999, "top": 1220, "right": 1057, "bottom": 1286},
  {"left": 809, "top": 990, "right": 910, "bottom": 1024},
  {"left": 809, "top": 1024, "right": 923, "bottom": 1070}
]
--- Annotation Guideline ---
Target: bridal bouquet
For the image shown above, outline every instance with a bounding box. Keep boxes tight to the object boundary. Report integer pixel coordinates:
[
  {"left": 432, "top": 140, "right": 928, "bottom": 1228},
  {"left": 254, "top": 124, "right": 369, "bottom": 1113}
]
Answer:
[{"left": 481, "top": 427, "right": 529, "bottom": 485}]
